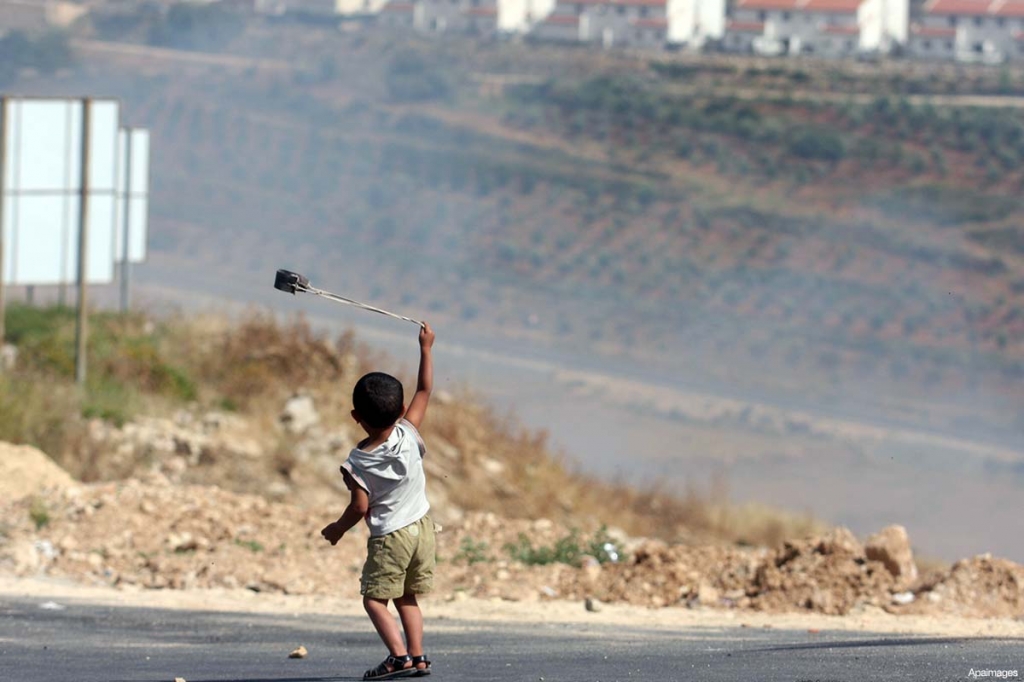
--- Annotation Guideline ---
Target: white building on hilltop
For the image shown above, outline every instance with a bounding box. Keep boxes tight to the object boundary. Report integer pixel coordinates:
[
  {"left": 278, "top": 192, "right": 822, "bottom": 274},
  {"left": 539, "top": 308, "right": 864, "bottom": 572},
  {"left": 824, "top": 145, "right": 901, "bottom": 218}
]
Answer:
[
  {"left": 531, "top": 0, "right": 723, "bottom": 48},
  {"left": 724, "top": 0, "right": 907, "bottom": 56},
  {"left": 908, "top": 0, "right": 1024, "bottom": 62},
  {"left": 377, "top": 0, "right": 555, "bottom": 32}
]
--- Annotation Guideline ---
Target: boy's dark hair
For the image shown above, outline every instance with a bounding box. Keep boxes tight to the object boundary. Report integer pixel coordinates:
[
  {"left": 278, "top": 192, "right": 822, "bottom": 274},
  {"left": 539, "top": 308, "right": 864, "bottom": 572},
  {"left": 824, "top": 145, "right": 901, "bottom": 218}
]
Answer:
[{"left": 353, "top": 372, "right": 404, "bottom": 429}]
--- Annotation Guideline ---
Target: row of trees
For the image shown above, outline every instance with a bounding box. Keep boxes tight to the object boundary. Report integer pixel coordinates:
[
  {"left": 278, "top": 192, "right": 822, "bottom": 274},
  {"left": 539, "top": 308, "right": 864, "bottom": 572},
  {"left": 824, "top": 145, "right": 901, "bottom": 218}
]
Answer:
[{"left": 510, "top": 74, "right": 1024, "bottom": 182}]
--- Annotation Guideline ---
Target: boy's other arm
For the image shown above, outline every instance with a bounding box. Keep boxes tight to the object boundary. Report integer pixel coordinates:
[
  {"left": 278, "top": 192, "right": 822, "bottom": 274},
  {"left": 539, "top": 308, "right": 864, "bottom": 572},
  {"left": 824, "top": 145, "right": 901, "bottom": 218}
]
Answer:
[
  {"left": 321, "top": 469, "right": 369, "bottom": 545},
  {"left": 403, "top": 322, "right": 434, "bottom": 430}
]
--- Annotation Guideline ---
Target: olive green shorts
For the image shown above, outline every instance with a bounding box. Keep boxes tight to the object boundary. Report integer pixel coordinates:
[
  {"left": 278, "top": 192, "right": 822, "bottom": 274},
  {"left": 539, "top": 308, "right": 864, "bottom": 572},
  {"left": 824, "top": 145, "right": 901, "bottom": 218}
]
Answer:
[{"left": 361, "top": 516, "right": 436, "bottom": 600}]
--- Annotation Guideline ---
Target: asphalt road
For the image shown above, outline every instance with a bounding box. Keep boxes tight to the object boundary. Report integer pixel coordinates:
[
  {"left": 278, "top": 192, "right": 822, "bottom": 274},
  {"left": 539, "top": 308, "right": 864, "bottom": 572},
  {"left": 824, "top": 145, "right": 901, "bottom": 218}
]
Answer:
[{"left": 0, "top": 595, "right": 1021, "bottom": 682}]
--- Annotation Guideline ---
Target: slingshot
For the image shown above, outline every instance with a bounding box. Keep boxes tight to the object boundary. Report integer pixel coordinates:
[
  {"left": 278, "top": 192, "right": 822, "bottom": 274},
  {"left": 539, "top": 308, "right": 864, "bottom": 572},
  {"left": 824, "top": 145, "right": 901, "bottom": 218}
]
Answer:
[{"left": 273, "top": 269, "right": 423, "bottom": 327}]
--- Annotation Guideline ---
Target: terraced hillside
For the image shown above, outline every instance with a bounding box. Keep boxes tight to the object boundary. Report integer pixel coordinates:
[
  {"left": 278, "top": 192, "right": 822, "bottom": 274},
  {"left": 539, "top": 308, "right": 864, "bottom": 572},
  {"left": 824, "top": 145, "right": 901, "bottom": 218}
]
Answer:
[{"left": 24, "top": 24, "right": 1024, "bottom": 444}]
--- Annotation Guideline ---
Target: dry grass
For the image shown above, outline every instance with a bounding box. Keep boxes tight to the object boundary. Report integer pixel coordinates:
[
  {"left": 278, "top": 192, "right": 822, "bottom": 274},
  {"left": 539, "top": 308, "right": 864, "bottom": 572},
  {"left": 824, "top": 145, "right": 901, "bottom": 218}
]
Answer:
[{"left": 1, "top": 306, "right": 825, "bottom": 548}]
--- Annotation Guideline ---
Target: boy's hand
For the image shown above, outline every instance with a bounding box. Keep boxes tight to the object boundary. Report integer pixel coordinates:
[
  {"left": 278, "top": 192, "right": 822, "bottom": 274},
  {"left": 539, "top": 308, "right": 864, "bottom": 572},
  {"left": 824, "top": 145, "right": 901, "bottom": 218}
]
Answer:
[
  {"left": 419, "top": 322, "right": 435, "bottom": 350},
  {"left": 405, "top": 322, "right": 434, "bottom": 430},
  {"left": 321, "top": 522, "right": 344, "bottom": 546}
]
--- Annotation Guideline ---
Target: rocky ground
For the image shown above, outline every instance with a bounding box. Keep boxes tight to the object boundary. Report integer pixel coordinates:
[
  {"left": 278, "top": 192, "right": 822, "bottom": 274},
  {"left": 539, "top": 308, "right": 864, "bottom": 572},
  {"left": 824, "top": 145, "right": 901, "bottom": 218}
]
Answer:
[{"left": 2, "top": 438, "right": 1023, "bottom": 623}]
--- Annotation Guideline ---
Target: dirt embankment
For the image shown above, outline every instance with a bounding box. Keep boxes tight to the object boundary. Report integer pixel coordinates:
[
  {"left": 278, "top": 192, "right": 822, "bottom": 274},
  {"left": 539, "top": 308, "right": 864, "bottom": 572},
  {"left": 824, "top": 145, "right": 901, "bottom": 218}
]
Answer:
[{"left": 1, "top": 441, "right": 1021, "bottom": 622}]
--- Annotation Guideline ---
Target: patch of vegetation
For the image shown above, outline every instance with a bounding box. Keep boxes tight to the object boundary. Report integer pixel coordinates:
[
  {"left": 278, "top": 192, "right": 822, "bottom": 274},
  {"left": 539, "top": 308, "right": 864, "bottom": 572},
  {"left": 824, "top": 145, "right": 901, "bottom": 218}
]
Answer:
[
  {"left": 503, "top": 527, "right": 623, "bottom": 566},
  {"left": 386, "top": 49, "right": 453, "bottom": 103},
  {"left": 0, "top": 373, "right": 82, "bottom": 461},
  {"left": 235, "top": 538, "right": 265, "bottom": 553},
  {"left": 453, "top": 536, "right": 491, "bottom": 565},
  {"left": 4, "top": 304, "right": 197, "bottom": 425},
  {"left": 29, "top": 498, "right": 51, "bottom": 530}
]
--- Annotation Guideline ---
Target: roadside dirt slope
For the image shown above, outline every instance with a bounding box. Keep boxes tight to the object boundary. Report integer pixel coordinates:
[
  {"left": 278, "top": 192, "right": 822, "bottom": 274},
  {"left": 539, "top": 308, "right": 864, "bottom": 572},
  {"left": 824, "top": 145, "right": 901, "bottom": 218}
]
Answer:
[{"left": 2, "top": 464, "right": 1021, "bottom": 620}]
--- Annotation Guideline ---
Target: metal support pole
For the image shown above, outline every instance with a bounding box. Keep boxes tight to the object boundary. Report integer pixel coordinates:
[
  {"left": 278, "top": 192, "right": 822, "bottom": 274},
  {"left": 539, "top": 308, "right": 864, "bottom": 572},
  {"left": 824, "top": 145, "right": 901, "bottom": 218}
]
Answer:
[
  {"left": 0, "top": 97, "right": 8, "bottom": 350},
  {"left": 119, "top": 130, "right": 132, "bottom": 314},
  {"left": 74, "top": 99, "right": 91, "bottom": 386}
]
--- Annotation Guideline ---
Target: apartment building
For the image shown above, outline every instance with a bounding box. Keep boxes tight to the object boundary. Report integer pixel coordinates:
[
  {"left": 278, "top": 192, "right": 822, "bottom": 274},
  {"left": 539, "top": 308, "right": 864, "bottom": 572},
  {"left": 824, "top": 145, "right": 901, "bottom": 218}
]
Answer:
[
  {"left": 532, "top": 0, "right": 722, "bottom": 47},
  {"left": 725, "top": 0, "right": 907, "bottom": 56},
  {"left": 908, "top": 0, "right": 1024, "bottom": 62},
  {"left": 377, "top": 0, "right": 556, "bottom": 31}
]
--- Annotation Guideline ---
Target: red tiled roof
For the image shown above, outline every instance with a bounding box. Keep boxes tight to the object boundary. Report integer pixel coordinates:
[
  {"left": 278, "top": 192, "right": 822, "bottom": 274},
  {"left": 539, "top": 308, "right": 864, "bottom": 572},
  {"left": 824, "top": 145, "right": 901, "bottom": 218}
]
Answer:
[
  {"left": 736, "top": 0, "right": 866, "bottom": 11},
  {"left": 382, "top": 1, "right": 414, "bottom": 11},
  {"left": 910, "top": 23, "right": 957, "bottom": 35},
  {"left": 544, "top": 13, "right": 580, "bottom": 23},
  {"left": 463, "top": 5, "right": 497, "bottom": 14},
  {"left": 924, "top": 0, "right": 993, "bottom": 15},
  {"left": 925, "top": 0, "right": 1024, "bottom": 15},
  {"left": 735, "top": 0, "right": 801, "bottom": 9},
  {"left": 994, "top": 0, "right": 1024, "bottom": 16},
  {"left": 822, "top": 22, "right": 860, "bottom": 32},
  {"left": 631, "top": 16, "right": 668, "bottom": 26},
  {"left": 803, "top": 0, "right": 862, "bottom": 12},
  {"left": 727, "top": 18, "right": 766, "bottom": 30}
]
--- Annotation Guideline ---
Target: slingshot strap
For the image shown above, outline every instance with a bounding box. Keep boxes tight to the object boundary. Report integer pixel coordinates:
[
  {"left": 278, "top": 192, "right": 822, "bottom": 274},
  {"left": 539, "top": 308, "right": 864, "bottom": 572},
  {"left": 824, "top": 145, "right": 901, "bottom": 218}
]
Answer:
[{"left": 301, "top": 284, "right": 423, "bottom": 327}]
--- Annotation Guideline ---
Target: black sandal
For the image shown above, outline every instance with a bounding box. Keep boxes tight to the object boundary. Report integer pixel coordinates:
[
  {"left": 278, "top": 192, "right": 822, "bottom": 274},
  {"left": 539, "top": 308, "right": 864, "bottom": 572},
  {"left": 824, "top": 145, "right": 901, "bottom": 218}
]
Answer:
[
  {"left": 363, "top": 654, "right": 415, "bottom": 680},
  {"left": 411, "top": 654, "right": 432, "bottom": 676}
]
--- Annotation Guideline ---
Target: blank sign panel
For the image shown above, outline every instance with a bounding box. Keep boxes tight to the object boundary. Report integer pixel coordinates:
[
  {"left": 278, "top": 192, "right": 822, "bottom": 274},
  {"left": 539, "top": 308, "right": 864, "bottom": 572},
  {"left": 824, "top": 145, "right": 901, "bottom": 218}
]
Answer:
[
  {"left": 4, "top": 194, "right": 73, "bottom": 285},
  {"left": 114, "top": 128, "right": 150, "bottom": 264},
  {"left": 1, "top": 97, "right": 123, "bottom": 286},
  {"left": 3, "top": 100, "right": 82, "bottom": 193},
  {"left": 89, "top": 100, "right": 119, "bottom": 193}
]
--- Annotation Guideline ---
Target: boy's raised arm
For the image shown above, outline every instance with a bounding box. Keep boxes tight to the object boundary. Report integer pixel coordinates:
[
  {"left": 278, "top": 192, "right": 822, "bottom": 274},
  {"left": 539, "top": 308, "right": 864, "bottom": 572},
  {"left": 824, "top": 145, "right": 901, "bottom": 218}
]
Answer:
[{"left": 403, "top": 322, "right": 434, "bottom": 430}]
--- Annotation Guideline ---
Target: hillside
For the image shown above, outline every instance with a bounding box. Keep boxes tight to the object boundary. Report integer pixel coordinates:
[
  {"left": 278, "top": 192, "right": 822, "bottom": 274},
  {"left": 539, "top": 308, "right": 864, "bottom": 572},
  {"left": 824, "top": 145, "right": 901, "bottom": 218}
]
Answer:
[
  {"left": 13, "top": 22, "right": 1020, "bottom": 448},
  {"left": 0, "top": 306, "right": 1022, "bottom": 620},
  {"left": 0, "top": 306, "right": 820, "bottom": 546}
]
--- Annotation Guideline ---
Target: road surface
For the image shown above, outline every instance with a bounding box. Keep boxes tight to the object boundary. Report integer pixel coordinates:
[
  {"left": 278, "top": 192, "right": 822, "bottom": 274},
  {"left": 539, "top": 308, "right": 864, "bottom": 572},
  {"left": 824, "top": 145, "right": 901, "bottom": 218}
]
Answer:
[{"left": 1, "top": 595, "right": 1021, "bottom": 682}]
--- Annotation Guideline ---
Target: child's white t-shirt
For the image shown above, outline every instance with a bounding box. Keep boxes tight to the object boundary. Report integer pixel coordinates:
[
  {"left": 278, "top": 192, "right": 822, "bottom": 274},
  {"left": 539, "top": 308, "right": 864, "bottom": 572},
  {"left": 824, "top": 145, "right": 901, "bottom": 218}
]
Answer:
[{"left": 341, "top": 419, "right": 430, "bottom": 537}]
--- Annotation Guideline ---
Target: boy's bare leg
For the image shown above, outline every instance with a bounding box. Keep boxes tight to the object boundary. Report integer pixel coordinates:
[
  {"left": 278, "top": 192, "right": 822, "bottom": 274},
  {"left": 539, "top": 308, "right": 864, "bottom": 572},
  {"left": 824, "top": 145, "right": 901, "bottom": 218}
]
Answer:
[
  {"left": 363, "top": 597, "right": 409, "bottom": 665},
  {"left": 395, "top": 594, "right": 425, "bottom": 667}
]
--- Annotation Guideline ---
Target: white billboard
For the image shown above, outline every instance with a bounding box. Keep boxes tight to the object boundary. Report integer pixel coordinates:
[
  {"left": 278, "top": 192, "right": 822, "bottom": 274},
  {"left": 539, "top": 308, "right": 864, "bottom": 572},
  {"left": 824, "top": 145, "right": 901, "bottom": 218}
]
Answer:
[
  {"left": 1, "top": 97, "right": 122, "bottom": 286},
  {"left": 115, "top": 127, "right": 149, "bottom": 265}
]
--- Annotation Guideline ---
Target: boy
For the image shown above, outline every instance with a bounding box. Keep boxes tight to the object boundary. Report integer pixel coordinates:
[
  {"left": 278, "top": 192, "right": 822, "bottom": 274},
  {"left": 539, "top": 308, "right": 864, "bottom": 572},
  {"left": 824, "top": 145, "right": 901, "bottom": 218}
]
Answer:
[{"left": 321, "top": 322, "right": 436, "bottom": 680}]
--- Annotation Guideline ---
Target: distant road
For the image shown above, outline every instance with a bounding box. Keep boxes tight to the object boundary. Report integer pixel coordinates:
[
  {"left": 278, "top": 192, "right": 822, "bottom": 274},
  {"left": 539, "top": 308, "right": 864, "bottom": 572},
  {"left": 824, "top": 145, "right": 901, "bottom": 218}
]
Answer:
[{"left": 71, "top": 39, "right": 293, "bottom": 74}]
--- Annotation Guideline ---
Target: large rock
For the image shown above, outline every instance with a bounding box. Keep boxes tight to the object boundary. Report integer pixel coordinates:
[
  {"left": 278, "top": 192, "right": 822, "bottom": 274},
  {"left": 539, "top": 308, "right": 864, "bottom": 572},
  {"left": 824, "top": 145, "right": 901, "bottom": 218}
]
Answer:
[
  {"left": 0, "top": 344, "right": 17, "bottom": 371},
  {"left": 0, "top": 442, "right": 75, "bottom": 502},
  {"left": 865, "top": 525, "right": 918, "bottom": 588},
  {"left": 280, "top": 395, "right": 319, "bottom": 434}
]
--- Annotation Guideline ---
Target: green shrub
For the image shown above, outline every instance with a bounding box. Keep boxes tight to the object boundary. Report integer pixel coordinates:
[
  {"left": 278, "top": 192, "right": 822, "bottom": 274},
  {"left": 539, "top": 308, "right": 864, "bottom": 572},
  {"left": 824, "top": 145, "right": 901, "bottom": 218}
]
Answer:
[
  {"left": 0, "top": 373, "right": 82, "bottom": 459},
  {"left": 453, "top": 537, "right": 491, "bottom": 565},
  {"left": 82, "top": 380, "right": 137, "bottom": 427},
  {"left": 787, "top": 129, "right": 845, "bottom": 162},
  {"left": 235, "top": 539, "right": 264, "bottom": 553},
  {"left": 29, "top": 498, "right": 51, "bottom": 530},
  {"left": 504, "top": 526, "right": 623, "bottom": 566},
  {"left": 386, "top": 49, "right": 452, "bottom": 103}
]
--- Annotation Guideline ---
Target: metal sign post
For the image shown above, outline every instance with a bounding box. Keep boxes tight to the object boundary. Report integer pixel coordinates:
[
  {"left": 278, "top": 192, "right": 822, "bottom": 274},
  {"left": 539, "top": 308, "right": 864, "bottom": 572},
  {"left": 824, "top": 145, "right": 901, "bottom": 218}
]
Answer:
[
  {"left": 74, "top": 99, "right": 91, "bottom": 386},
  {"left": 0, "top": 97, "right": 7, "bottom": 348}
]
